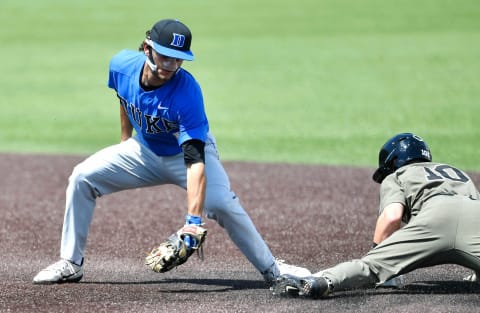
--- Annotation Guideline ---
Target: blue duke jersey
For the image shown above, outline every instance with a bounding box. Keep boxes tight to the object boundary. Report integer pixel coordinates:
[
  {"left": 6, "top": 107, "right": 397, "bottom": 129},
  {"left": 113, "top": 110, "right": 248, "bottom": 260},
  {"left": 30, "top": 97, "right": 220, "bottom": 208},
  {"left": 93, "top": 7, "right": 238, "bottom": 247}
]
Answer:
[{"left": 108, "top": 50, "right": 209, "bottom": 156}]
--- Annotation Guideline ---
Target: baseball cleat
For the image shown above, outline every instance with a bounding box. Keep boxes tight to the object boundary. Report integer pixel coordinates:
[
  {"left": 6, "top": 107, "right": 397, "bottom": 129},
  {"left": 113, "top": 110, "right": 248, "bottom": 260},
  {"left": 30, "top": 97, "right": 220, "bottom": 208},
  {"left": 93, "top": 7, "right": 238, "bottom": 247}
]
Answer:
[
  {"left": 262, "top": 259, "right": 312, "bottom": 285},
  {"left": 275, "top": 259, "right": 312, "bottom": 278},
  {"left": 33, "top": 259, "right": 83, "bottom": 284},
  {"left": 272, "top": 274, "right": 330, "bottom": 299}
]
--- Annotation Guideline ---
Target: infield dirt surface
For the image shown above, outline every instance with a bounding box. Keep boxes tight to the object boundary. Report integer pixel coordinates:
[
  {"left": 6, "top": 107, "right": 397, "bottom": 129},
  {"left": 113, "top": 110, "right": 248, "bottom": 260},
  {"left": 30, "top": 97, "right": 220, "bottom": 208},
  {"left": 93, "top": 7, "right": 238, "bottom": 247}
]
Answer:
[{"left": 1, "top": 153, "right": 479, "bottom": 313}]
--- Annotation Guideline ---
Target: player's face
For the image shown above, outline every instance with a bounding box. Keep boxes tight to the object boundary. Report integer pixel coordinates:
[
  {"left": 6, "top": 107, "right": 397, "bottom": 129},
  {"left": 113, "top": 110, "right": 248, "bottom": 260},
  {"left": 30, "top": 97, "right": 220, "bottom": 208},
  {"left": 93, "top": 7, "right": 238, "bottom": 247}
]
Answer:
[{"left": 150, "top": 50, "right": 183, "bottom": 81}]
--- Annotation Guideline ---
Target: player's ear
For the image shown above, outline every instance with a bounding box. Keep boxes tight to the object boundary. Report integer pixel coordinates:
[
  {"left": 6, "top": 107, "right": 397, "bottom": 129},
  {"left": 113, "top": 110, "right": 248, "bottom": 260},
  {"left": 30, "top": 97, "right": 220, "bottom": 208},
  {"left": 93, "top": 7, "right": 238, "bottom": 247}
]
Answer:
[{"left": 143, "top": 41, "right": 150, "bottom": 55}]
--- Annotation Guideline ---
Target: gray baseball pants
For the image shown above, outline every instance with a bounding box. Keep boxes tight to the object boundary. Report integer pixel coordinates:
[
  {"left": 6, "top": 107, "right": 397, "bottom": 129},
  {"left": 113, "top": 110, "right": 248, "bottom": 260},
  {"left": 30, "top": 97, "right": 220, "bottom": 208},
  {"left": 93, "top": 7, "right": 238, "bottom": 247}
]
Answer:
[
  {"left": 60, "top": 134, "right": 275, "bottom": 274},
  {"left": 318, "top": 196, "right": 480, "bottom": 291}
]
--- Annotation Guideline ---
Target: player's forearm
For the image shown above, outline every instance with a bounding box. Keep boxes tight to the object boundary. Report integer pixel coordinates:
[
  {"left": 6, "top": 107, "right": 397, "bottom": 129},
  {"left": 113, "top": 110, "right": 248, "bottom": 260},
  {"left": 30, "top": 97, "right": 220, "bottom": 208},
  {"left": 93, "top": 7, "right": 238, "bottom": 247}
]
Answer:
[
  {"left": 186, "top": 162, "right": 206, "bottom": 217},
  {"left": 119, "top": 105, "right": 133, "bottom": 142},
  {"left": 373, "top": 218, "right": 401, "bottom": 244},
  {"left": 373, "top": 203, "right": 404, "bottom": 244}
]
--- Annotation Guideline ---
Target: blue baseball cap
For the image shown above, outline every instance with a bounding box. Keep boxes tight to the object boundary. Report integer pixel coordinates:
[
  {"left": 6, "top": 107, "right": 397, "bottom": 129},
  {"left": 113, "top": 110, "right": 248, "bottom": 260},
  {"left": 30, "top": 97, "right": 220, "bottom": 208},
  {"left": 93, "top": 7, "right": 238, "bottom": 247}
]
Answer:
[{"left": 148, "top": 19, "right": 194, "bottom": 61}]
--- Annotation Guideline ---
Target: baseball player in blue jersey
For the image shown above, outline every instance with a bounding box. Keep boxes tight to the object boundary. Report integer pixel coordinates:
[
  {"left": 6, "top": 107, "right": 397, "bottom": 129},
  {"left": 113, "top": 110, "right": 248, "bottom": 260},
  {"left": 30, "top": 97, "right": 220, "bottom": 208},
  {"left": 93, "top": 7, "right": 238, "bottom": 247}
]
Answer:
[{"left": 33, "top": 18, "right": 310, "bottom": 285}]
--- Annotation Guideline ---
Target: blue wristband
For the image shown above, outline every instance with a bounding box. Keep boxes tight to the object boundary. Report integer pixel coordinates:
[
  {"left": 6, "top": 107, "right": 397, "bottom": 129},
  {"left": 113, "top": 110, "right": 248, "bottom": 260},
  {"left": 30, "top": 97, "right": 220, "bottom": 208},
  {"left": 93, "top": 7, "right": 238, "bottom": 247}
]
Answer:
[
  {"left": 184, "top": 215, "right": 202, "bottom": 249},
  {"left": 185, "top": 214, "right": 202, "bottom": 225}
]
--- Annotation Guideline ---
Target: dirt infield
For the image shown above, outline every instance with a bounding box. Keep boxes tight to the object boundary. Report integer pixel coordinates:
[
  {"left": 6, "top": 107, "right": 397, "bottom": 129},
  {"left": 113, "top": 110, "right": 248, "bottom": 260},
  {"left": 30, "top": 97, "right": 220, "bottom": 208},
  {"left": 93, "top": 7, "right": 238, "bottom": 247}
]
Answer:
[{"left": 1, "top": 153, "right": 479, "bottom": 313}]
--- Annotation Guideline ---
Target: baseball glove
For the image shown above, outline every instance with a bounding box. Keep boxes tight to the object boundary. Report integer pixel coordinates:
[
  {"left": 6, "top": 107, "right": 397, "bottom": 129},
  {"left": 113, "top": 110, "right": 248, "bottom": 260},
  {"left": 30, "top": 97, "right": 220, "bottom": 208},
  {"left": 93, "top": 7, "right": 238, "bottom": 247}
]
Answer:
[{"left": 145, "top": 224, "right": 207, "bottom": 273}]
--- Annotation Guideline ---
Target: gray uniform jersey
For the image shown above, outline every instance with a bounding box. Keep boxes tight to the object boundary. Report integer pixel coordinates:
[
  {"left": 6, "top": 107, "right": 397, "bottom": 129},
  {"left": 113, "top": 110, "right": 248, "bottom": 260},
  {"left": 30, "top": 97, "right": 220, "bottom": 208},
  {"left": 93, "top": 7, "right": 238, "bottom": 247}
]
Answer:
[
  {"left": 320, "top": 162, "right": 480, "bottom": 291},
  {"left": 379, "top": 162, "right": 480, "bottom": 222}
]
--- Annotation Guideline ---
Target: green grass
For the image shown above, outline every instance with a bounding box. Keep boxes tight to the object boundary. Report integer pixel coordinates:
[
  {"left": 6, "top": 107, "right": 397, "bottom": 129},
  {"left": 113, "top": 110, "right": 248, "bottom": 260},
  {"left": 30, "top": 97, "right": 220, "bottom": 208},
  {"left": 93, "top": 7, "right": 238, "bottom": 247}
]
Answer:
[{"left": 1, "top": 0, "right": 479, "bottom": 170}]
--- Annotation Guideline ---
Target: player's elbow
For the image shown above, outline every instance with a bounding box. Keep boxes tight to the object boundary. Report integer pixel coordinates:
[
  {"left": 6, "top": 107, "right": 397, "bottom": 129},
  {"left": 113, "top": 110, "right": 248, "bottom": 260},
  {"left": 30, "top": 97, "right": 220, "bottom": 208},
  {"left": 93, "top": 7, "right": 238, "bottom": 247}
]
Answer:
[{"left": 382, "top": 203, "right": 404, "bottom": 226}]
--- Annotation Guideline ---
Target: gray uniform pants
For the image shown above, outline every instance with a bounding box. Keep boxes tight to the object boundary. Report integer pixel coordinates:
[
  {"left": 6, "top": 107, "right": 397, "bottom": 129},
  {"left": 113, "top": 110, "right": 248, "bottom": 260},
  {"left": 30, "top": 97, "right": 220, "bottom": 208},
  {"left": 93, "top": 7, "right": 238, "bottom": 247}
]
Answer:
[
  {"left": 60, "top": 135, "right": 275, "bottom": 274},
  {"left": 319, "top": 196, "right": 480, "bottom": 291}
]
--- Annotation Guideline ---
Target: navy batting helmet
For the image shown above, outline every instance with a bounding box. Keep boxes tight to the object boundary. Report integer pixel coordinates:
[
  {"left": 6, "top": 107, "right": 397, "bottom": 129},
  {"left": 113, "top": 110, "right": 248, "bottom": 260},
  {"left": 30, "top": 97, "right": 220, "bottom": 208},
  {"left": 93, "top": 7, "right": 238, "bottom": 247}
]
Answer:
[{"left": 372, "top": 133, "right": 432, "bottom": 183}]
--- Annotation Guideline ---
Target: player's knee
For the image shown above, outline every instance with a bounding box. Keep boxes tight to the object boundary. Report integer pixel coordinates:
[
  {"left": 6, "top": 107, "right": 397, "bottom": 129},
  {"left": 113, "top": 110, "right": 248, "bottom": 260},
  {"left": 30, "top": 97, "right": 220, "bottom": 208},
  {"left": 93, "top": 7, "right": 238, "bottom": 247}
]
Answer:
[
  {"left": 69, "top": 163, "right": 88, "bottom": 183},
  {"left": 204, "top": 190, "right": 242, "bottom": 219},
  {"left": 67, "top": 164, "right": 99, "bottom": 197}
]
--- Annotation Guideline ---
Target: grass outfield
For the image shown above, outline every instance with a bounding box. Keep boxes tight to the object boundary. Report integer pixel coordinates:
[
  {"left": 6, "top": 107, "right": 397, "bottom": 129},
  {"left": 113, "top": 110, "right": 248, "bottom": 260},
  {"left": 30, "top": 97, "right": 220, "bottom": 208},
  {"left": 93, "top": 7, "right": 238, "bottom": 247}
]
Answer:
[{"left": 0, "top": 0, "right": 479, "bottom": 170}]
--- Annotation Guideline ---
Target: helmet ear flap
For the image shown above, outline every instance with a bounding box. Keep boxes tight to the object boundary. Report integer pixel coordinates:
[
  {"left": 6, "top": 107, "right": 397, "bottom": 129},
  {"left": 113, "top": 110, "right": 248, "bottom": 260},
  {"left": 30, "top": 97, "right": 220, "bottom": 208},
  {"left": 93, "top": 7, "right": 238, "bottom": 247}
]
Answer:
[{"left": 372, "top": 155, "right": 396, "bottom": 183}]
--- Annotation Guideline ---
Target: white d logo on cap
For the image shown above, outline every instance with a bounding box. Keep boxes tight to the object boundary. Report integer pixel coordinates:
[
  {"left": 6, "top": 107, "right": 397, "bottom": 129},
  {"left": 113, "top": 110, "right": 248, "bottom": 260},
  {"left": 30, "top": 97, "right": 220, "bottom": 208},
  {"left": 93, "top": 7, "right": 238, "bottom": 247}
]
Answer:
[{"left": 170, "top": 33, "right": 185, "bottom": 48}]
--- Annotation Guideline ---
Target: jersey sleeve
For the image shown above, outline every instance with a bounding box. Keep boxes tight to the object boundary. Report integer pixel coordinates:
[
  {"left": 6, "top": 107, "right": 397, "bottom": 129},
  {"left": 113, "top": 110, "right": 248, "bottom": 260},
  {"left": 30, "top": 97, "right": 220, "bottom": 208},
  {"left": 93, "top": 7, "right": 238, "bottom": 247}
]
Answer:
[
  {"left": 175, "top": 74, "right": 209, "bottom": 145},
  {"left": 107, "top": 50, "right": 141, "bottom": 91},
  {"left": 108, "top": 67, "right": 117, "bottom": 90},
  {"left": 107, "top": 51, "right": 124, "bottom": 90},
  {"left": 379, "top": 174, "right": 406, "bottom": 214}
]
